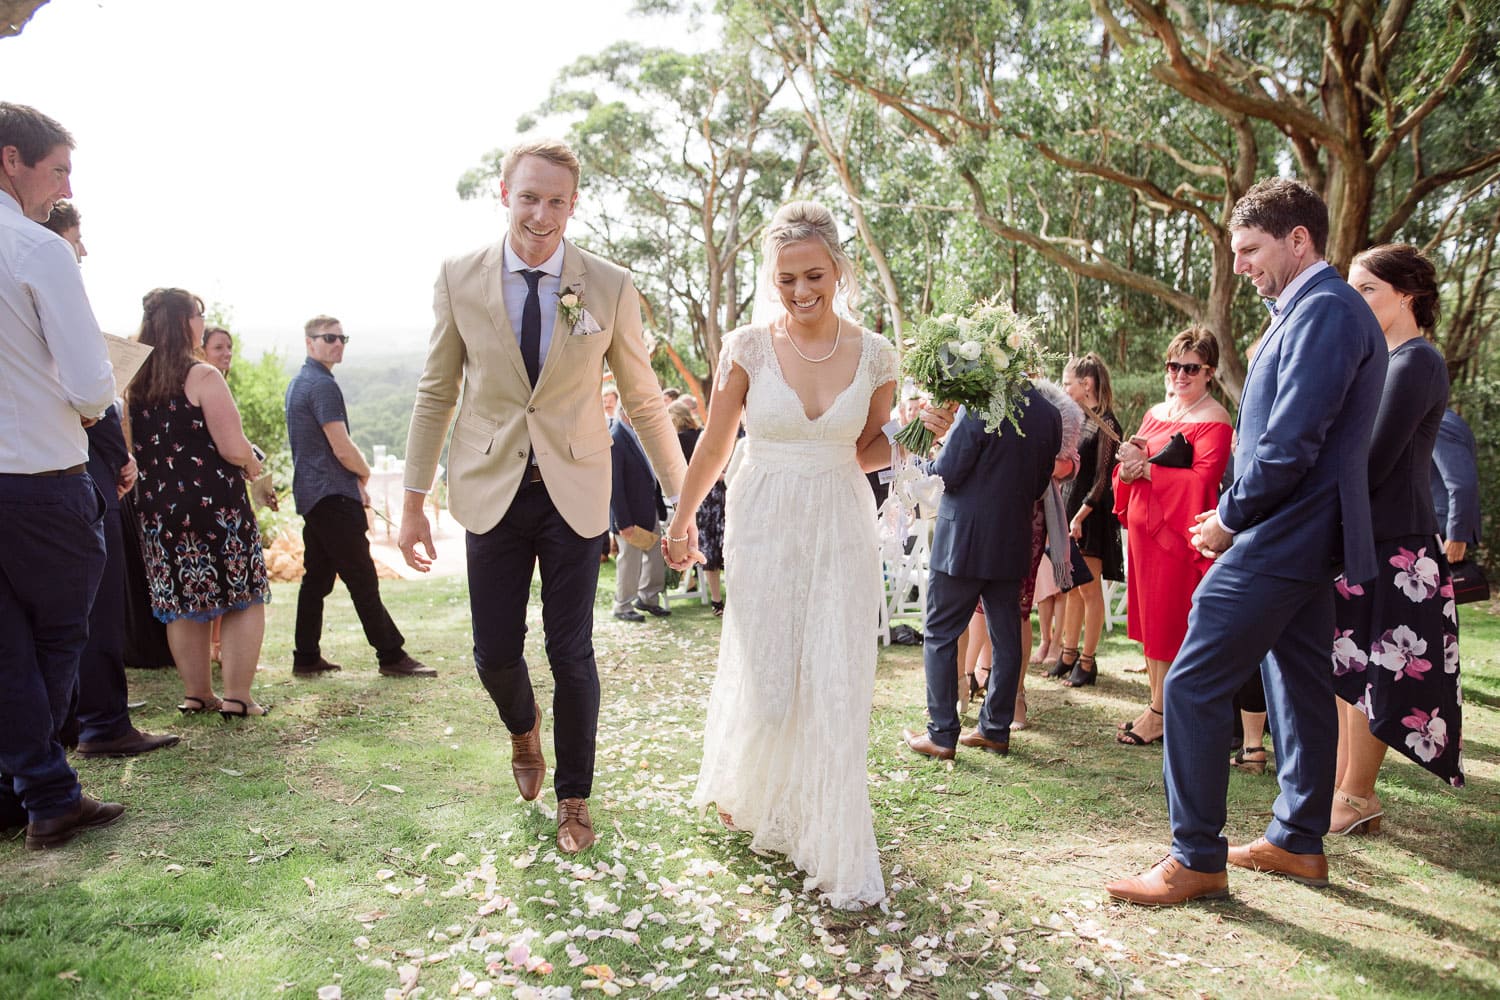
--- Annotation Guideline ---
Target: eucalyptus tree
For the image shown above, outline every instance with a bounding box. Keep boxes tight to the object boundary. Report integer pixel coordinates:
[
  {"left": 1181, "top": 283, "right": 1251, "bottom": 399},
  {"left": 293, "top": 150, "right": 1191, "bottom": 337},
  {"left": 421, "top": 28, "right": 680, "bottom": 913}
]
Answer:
[
  {"left": 459, "top": 39, "right": 816, "bottom": 379},
  {"left": 738, "top": 0, "right": 1500, "bottom": 399}
]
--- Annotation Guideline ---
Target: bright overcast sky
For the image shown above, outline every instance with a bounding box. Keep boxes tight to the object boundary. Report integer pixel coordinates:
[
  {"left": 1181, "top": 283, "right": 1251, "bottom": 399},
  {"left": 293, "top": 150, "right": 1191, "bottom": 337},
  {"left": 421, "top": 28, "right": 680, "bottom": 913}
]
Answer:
[{"left": 0, "top": 0, "right": 706, "bottom": 357}]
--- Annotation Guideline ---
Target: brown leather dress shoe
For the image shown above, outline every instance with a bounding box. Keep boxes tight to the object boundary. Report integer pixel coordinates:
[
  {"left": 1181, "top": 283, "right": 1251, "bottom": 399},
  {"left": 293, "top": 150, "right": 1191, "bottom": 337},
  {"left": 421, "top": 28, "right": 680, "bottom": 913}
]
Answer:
[
  {"left": 557, "top": 798, "right": 595, "bottom": 853},
  {"left": 510, "top": 715, "right": 546, "bottom": 801},
  {"left": 293, "top": 657, "right": 343, "bottom": 677},
  {"left": 1106, "top": 855, "right": 1229, "bottom": 906},
  {"left": 902, "top": 728, "right": 956, "bottom": 760},
  {"left": 379, "top": 655, "right": 436, "bottom": 678},
  {"left": 25, "top": 795, "right": 125, "bottom": 850},
  {"left": 1226, "top": 837, "right": 1329, "bottom": 886},
  {"left": 958, "top": 729, "right": 1009, "bottom": 755},
  {"left": 76, "top": 729, "right": 181, "bottom": 759}
]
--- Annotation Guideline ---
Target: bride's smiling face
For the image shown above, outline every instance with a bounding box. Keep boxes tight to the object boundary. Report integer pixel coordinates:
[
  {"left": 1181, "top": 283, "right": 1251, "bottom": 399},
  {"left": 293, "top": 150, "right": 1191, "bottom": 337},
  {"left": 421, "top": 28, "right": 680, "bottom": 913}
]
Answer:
[{"left": 774, "top": 239, "right": 838, "bottom": 325}]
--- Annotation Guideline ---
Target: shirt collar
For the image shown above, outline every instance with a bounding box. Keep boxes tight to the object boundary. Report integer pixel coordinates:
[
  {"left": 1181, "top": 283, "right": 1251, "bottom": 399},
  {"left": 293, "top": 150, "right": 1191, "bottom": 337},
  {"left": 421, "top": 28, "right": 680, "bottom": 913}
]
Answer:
[
  {"left": 1267, "top": 259, "right": 1332, "bottom": 317},
  {"left": 503, "top": 239, "right": 565, "bottom": 277},
  {"left": 0, "top": 190, "right": 21, "bottom": 217}
]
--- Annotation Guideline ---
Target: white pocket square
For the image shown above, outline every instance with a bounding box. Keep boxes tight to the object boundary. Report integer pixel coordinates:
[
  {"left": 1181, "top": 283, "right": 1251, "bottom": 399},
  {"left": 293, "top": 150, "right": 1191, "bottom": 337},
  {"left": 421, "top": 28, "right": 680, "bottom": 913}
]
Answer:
[{"left": 572, "top": 309, "right": 603, "bottom": 336}]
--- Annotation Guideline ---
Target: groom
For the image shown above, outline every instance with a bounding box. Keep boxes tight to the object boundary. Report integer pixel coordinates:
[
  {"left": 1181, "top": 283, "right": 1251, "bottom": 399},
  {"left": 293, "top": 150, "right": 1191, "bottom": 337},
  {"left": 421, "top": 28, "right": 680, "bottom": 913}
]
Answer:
[
  {"left": 904, "top": 390, "right": 1060, "bottom": 760},
  {"left": 399, "top": 139, "right": 688, "bottom": 854}
]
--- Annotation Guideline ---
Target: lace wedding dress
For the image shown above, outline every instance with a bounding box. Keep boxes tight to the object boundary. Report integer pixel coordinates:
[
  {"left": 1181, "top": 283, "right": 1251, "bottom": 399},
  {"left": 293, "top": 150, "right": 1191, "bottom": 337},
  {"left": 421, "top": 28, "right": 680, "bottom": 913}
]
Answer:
[{"left": 691, "top": 323, "right": 896, "bottom": 909}]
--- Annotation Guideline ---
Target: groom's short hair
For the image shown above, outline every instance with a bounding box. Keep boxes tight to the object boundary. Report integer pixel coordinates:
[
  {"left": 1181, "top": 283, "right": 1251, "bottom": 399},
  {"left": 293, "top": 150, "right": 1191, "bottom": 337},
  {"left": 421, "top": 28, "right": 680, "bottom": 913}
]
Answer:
[
  {"left": 502, "top": 138, "right": 581, "bottom": 190},
  {"left": 1230, "top": 177, "right": 1328, "bottom": 255}
]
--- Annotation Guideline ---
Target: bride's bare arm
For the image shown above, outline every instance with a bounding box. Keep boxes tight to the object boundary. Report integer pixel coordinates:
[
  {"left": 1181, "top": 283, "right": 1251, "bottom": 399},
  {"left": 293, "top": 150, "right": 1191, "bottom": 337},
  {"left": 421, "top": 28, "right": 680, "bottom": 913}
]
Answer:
[
  {"left": 855, "top": 379, "right": 898, "bottom": 473},
  {"left": 665, "top": 363, "right": 749, "bottom": 543}
]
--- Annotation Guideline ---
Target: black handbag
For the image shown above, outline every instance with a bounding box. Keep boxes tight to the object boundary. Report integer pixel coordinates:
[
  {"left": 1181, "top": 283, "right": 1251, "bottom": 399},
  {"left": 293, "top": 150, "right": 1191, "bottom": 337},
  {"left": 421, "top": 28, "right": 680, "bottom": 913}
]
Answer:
[
  {"left": 1451, "top": 560, "right": 1490, "bottom": 606},
  {"left": 1148, "top": 432, "right": 1194, "bottom": 468}
]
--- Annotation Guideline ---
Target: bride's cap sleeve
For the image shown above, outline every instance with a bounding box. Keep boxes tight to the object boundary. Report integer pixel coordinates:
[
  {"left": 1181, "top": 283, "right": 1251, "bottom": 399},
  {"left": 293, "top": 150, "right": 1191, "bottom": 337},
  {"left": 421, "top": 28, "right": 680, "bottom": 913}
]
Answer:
[
  {"left": 872, "top": 335, "right": 899, "bottom": 386},
  {"left": 716, "top": 325, "right": 761, "bottom": 390}
]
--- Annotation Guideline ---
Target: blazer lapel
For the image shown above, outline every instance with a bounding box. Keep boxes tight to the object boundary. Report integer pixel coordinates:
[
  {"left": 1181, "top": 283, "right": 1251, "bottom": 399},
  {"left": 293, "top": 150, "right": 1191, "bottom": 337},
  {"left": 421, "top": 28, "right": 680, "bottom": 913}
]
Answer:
[
  {"left": 481, "top": 242, "right": 532, "bottom": 388},
  {"left": 1240, "top": 265, "right": 1337, "bottom": 403},
  {"left": 532, "top": 242, "right": 588, "bottom": 395}
]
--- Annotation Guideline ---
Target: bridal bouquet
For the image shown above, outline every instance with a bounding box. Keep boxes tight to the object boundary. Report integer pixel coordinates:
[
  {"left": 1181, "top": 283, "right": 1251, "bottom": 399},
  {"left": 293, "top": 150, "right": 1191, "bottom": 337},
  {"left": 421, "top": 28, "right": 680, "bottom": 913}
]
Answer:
[{"left": 892, "top": 299, "right": 1052, "bottom": 455}]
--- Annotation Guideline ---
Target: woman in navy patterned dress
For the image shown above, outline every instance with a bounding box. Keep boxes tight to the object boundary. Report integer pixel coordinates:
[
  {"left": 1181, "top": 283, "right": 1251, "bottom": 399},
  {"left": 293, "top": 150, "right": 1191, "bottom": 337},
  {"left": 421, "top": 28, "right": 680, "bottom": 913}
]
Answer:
[
  {"left": 129, "top": 289, "right": 271, "bottom": 718},
  {"left": 1332, "top": 245, "right": 1463, "bottom": 837}
]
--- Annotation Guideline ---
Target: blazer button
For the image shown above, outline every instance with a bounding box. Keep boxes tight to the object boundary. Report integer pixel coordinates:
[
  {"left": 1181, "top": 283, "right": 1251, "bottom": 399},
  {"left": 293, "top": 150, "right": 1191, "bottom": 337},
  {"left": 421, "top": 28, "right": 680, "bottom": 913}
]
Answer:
[
  {"left": 516, "top": 450, "right": 525, "bottom": 459},
  {"left": 527, "top": 405, "right": 536, "bottom": 413}
]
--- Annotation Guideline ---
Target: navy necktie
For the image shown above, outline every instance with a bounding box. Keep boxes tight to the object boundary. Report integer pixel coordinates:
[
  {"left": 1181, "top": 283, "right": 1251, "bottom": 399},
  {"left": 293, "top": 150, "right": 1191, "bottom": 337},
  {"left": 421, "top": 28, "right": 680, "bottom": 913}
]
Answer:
[{"left": 520, "top": 269, "right": 544, "bottom": 387}]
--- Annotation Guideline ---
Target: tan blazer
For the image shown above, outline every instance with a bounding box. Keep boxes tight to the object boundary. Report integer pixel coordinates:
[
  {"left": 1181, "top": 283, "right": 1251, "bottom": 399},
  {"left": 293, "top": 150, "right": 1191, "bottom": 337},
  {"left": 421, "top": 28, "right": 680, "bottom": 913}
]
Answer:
[{"left": 404, "top": 239, "right": 686, "bottom": 537}]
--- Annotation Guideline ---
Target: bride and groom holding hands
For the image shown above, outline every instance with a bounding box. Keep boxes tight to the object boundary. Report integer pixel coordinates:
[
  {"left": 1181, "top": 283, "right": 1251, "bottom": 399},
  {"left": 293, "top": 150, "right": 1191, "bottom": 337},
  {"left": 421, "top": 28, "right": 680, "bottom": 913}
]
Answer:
[{"left": 398, "top": 138, "right": 1058, "bottom": 908}]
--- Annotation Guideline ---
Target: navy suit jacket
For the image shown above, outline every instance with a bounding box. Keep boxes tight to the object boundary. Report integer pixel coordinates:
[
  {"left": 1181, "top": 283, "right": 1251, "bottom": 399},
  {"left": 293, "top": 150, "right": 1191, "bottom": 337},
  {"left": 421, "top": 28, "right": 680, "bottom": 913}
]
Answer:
[
  {"left": 1218, "top": 264, "right": 1387, "bottom": 583},
  {"left": 85, "top": 405, "right": 129, "bottom": 513},
  {"left": 608, "top": 417, "right": 666, "bottom": 533},
  {"left": 1430, "top": 408, "right": 1481, "bottom": 546},
  {"left": 924, "top": 387, "right": 1061, "bottom": 580}
]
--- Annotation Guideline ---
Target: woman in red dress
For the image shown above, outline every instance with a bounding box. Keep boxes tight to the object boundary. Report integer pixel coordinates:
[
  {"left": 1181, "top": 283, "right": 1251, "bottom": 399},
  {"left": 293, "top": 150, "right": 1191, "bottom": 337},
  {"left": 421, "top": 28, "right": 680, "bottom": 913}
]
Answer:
[{"left": 1113, "top": 329, "right": 1233, "bottom": 746}]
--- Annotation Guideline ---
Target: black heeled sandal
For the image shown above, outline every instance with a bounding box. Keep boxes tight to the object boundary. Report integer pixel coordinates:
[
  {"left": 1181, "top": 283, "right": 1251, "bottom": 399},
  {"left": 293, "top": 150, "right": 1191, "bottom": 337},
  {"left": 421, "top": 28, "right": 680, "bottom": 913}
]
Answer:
[
  {"left": 1116, "top": 706, "right": 1162, "bottom": 745},
  {"left": 220, "top": 698, "right": 270, "bottom": 719},
  {"left": 1062, "top": 652, "right": 1098, "bottom": 688},
  {"left": 1045, "top": 647, "right": 1080, "bottom": 679},
  {"left": 178, "top": 695, "right": 222, "bottom": 714},
  {"left": 711, "top": 600, "right": 725, "bottom": 617}
]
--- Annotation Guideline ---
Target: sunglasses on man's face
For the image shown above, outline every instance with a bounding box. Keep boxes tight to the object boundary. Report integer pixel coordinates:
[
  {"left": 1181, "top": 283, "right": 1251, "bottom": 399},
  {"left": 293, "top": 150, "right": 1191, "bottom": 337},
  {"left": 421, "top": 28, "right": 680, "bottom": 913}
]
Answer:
[
  {"left": 1164, "top": 361, "right": 1207, "bottom": 376},
  {"left": 310, "top": 333, "right": 349, "bottom": 345}
]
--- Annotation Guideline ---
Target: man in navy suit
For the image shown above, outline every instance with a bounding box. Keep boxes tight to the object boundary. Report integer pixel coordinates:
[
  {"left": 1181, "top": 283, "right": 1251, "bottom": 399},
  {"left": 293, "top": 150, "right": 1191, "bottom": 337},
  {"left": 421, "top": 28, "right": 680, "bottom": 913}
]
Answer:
[
  {"left": 1430, "top": 408, "right": 1481, "bottom": 565},
  {"left": 609, "top": 406, "right": 670, "bottom": 622},
  {"left": 903, "top": 389, "right": 1060, "bottom": 759},
  {"left": 1108, "top": 178, "right": 1388, "bottom": 905}
]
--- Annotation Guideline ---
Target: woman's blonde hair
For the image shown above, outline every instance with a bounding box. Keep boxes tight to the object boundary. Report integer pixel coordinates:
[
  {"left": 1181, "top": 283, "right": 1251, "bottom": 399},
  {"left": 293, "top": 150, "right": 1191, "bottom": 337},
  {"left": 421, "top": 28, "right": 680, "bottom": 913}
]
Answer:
[
  {"left": 667, "top": 398, "right": 700, "bottom": 432},
  {"left": 759, "top": 200, "right": 859, "bottom": 311}
]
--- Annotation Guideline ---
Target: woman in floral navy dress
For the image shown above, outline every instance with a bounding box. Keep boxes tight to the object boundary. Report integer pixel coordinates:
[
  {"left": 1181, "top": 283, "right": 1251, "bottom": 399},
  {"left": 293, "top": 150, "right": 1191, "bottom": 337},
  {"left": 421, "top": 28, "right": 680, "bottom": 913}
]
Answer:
[
  {"left": 1331, "top": 245, "right": 1463, "bottom": 835},
  {"left": 129, "top": 288, "right": 271, "bottom": 719}
]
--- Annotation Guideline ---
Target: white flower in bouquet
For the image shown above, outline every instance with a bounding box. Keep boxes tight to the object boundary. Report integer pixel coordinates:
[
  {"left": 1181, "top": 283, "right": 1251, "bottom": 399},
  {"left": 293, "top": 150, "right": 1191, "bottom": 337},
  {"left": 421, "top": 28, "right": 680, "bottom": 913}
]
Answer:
[
  {"left": 958, "top": 341, "right": 983, "bottom": 361},
  {"left": 1006, "top": 330, "right": 1025, "bottom": 349}
]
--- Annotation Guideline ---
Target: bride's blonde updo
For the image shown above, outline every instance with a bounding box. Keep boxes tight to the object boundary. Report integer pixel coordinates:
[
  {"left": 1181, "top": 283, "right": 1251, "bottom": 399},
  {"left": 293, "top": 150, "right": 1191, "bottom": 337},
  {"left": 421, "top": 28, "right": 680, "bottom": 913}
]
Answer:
[{"left": 759, "top": 200, "right": 860, "bottom": 312}]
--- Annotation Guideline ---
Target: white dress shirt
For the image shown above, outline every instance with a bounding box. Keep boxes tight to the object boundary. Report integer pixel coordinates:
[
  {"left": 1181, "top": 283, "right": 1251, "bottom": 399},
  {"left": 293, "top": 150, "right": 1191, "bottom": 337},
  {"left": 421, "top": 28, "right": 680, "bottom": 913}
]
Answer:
[
  {"left": 1268, "top": 259, "right": 1333, "bottom": 317},
  {"left": 502, "top": 239, "right": 566, "bottom": 371},
  {"left": 0, "top": 190, "right": 115, "bottom": 473}
]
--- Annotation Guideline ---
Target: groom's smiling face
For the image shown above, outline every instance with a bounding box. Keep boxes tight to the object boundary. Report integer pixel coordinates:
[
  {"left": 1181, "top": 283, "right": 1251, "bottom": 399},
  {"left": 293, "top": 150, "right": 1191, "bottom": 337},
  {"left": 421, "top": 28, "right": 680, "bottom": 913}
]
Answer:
[{"left": 502, "top": 154, "right": 578, "bottom": 267}]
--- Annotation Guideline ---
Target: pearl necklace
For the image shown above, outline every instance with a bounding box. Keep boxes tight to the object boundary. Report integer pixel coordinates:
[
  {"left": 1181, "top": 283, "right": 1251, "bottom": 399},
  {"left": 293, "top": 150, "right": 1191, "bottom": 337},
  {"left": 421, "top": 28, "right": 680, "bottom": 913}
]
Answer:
[
  {"left": 784, "top": 314, "right": 842, "bottom": 363},
  {"left": 1167, "top": 391, "right": 1210, "bottom": 422}
]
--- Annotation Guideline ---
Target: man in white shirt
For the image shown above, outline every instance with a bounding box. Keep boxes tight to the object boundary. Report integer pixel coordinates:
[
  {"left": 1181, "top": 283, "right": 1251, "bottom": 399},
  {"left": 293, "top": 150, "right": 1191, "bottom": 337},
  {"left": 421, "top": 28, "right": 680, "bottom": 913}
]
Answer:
[{"left": 0, "top": 103, "right": 123, "bottom": 849}]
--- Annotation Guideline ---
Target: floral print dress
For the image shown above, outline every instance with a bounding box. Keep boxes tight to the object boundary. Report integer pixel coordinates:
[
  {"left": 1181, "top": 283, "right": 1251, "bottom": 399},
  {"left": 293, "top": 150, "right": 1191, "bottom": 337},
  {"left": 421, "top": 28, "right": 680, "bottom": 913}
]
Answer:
[
  {"left": 131, "top": 393, "right": 270, "bottom": 624},
  {"left": 1332, "top": 338, "right": 1462, "bottom": 786}
]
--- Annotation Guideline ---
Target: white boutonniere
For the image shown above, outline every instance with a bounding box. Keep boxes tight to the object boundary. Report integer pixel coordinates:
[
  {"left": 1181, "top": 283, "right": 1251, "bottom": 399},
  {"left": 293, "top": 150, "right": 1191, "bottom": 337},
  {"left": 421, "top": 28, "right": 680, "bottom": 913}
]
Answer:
[{"left": 558, "top": 286, "right": 603, "bottom": 335}]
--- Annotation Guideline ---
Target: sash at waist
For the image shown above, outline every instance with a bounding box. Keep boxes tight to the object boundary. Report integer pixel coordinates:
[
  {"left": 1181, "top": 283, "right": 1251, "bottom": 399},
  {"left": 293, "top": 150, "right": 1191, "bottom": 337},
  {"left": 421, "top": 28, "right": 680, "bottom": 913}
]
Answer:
[{"left": 739, "top": 438, "right": 858, "bottom": 475}]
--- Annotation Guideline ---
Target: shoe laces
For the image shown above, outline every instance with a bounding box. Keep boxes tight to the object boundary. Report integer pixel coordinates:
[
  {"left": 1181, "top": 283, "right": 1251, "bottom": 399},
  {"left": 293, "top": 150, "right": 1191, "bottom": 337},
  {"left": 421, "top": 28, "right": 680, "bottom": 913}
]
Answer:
[{"left": 558, "top": 799, "right": 591, "bottom": 828}]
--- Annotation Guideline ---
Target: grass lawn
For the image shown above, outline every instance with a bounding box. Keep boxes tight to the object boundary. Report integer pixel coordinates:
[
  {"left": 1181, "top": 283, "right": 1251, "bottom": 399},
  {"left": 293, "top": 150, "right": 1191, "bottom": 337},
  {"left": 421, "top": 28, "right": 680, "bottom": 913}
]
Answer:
[{"left": 1, "top": 567, "right": 1496, "bottom": 999}]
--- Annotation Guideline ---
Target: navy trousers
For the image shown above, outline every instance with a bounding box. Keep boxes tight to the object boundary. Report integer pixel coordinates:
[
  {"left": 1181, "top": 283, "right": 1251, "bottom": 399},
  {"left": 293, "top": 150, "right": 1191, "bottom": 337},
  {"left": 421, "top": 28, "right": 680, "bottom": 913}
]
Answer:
[
  {"left": 467, "top": 479, "right": 606, "bottom": 801},
  {"left": 923, "top": 570, "right": 1022, "bottom": 748},
  {"left": 1163, "top": 561, "right": 1336, "bottom": 872},
  {"left": 76, "top": 506, "right": 132, "bottom": 743},
  {"left": 0, "top": 472, "right": 106, "bottom": 823}
]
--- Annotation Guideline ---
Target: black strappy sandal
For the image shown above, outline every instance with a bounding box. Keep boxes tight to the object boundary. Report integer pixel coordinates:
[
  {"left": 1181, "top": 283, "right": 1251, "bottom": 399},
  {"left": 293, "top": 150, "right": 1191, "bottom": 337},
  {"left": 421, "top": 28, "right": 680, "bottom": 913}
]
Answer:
[
  {"left": 1062, "top": 652, "right": 1098, "bottom": 688},
  {"left": 177, "top": 695, "right": 222, "bottom": 714},
  {"left": 1045, "top": 646, "right": 1080, "bottom": 679}
]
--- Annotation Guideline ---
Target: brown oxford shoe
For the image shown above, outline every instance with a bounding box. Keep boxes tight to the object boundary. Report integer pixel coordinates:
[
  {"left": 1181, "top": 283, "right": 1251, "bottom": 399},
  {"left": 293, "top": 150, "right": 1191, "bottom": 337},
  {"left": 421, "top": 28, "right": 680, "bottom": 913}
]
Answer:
[
  {"left": 25, "top": 795, "right": 125, "bottom": 851},
  {"left": 1106, "top": 855, "right": 1229, "bottom": 906},
  {"left": 557, "top": 798, "right": 595, "bottom": 854},
  {"left": 510, "top": 715, "right": 546, "bottom": 802},
  {"left": 902, "top": 728, "right": 956, "bottom": 761},
  {"left": 1226, "top": 837, "right": 1329, "bottom": 887},
  {"left": 958, "top": 729, "right": 1009, "bottom": 755},
  {"left": 76, "top": 728, "right": 181, "bottom": 759},
  {"left": 379, "top": 655, "right": 436, "bottom": 678}
]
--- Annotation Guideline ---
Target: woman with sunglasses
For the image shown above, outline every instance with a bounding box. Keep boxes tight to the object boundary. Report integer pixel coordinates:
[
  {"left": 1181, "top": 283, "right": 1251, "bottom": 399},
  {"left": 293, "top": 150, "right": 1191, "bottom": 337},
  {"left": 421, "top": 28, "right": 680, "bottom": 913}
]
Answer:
[
  {"left": 128, "top": 289, "right": 272, "bottom": 719},
  {"left": 1112, "top": 329, "right": 1233, "bottom": 746}
]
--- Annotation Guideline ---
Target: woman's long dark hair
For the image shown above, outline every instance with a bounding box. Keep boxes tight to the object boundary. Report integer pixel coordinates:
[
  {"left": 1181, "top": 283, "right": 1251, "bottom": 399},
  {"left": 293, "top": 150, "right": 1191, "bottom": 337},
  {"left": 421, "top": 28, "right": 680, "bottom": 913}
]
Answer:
[{"left": 130, "top": 288, "right": 204, "bottom": 408}]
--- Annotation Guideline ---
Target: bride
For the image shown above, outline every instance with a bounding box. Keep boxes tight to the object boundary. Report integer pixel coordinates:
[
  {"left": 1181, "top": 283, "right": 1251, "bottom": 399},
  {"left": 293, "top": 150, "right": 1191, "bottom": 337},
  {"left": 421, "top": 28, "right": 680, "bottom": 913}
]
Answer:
[{"left": 663, "top": 201, "right": 897, "bottom": 909}]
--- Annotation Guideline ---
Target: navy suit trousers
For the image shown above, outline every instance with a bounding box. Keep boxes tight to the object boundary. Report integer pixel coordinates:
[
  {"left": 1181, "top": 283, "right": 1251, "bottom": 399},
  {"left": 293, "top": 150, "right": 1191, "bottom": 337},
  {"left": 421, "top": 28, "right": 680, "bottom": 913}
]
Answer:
[
  {"left": 467, "top": 479, "right": 606, "bottom": 801},
  {"left": 76, "top": 506, "right": 132, "bottom": 743},
  {"left": 0, "top": 472, "right": 106, "bottom": 823},
  {"left": 923, "top": 570, "right": 1022, "bottom": 747},
  {"left": 1163, "top": 562, "right": 1335, "bottom": 872}
]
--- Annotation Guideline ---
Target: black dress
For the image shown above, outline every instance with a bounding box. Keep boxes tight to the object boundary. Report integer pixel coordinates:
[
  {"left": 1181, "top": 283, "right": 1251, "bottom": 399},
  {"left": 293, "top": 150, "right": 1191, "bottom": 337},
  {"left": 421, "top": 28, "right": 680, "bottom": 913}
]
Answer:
[
  {"left": 1063, "top": 410, "right": 1125, "bottom": 582},
  {"left": 131, "top": 392, "right": 271, "bottom": 623},
  {"left": 678, "top": 427, "right": 726, "bottom": 572}
]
